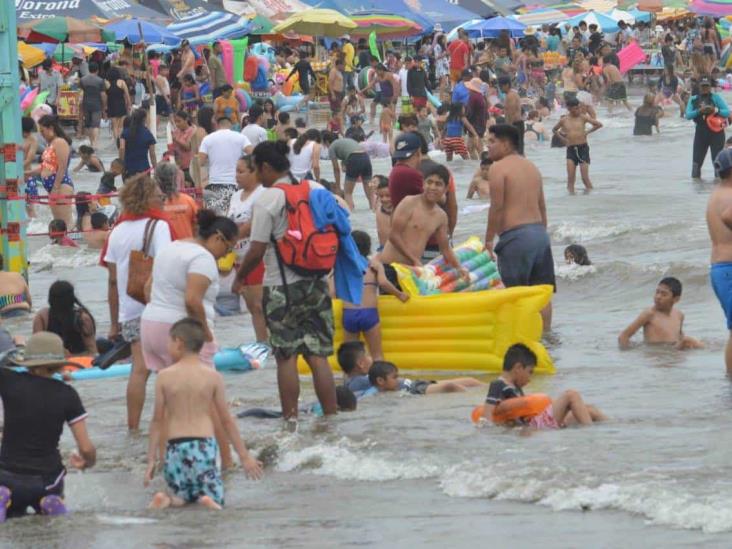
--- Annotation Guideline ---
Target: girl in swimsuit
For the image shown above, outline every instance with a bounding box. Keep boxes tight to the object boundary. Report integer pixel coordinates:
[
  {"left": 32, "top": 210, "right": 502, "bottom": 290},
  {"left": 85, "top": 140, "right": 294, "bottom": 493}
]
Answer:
[
  {"left": 656, "top": 65, "right": 686, "bottom": 117},
  {"left": 24, "top": 115, "right": 74, "bottom": 228},
  {"left": 0, "top": 254, "right": 31, "bottom": 319}
]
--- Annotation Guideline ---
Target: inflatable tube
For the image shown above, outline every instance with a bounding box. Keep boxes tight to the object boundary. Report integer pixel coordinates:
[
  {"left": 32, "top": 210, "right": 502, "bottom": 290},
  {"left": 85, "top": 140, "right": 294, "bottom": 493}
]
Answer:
[
  {"left": 220, "top": 39, "right": 234, "bottom": 85},
  {"left": 65, "top": 342, "right": 270, "bottom": 381},
  {"left": 234, "top": 88, "right": 249, "bottom": 112},
  {"left": 231, "top": 37, "right": 248, "bottom": 85},
  {"left": 426, "top": 90, "right": 442, "bottom": 108},
  {"left": 492, "top": 394, "right": 552, "bottom": 423},
  {"left": 273, "top": 92, "right": 304, "bottom": 110},
  {"left": 28, "top": 91, "right": 50, "bottom": 114},
  {"left": 297, "top": 285, "right": 554, "bottom": 374},
  {"left": 244, "top": 55, "right": 259, "bottom": 82},
  {"left": 369, "top": 31, "right": 381, "bottom": 62},
  {"left": 357, "top": 68, "right": 375, "bottom": 99},
  {"left": 20, "top": 87, "right": 39, "bottom": 111}
]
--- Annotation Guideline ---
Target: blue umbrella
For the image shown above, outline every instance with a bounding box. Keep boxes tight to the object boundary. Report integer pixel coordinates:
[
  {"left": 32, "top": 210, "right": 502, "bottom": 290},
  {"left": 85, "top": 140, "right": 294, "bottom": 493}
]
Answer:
[
  {"left": 463, "top": 16, "right": 526, "bottom": 38},
  {"left": 105, "top": 18, "right": 181, "bottom": 46}
]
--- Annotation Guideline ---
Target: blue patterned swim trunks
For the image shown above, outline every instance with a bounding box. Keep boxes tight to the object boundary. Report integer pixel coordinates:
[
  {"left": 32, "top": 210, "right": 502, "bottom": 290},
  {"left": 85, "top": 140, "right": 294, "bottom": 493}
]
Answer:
[{"left": 163, "top": 437, "right": 224, "bottom": 505}]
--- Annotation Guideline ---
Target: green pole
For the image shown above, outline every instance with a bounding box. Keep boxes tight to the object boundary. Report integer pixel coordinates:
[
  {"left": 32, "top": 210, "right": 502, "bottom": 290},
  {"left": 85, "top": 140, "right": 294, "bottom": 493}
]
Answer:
[{"left": 0, "top": 2, "right": 28, "bottom": 278}]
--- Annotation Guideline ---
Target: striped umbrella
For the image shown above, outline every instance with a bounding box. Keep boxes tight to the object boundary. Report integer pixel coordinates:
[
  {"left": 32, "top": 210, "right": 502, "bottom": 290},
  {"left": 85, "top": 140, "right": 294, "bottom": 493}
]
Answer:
[
  {"left": 349, "top": 13, "right": 423, "bottom": 37},
  {"left": 167, "top": 11, "right": 253, "bottom": 46},
  {"left": 514, "top": 7, "right": 570, "bottom": 25},
  {"left": 690, "top": 0, "right": 732, "bottom": 16}
]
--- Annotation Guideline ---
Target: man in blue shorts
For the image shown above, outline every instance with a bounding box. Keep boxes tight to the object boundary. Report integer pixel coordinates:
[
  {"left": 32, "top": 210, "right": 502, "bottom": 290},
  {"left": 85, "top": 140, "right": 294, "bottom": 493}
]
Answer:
[{"left": 707, "top": 149, "right": 732, "bottom": 373}]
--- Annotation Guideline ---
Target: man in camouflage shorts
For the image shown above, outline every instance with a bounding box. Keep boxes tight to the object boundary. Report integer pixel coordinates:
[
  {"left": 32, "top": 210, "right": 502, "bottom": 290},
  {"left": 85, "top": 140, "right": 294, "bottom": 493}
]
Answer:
[{"left": 233, "top": 169, "right": 337, "bottom": 420}]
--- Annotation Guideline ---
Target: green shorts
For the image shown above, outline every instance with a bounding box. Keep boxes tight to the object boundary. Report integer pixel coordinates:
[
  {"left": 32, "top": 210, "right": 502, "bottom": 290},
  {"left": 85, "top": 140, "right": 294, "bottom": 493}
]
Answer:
[{"left": 263, "top": 278, "right": 334, "bottom": 358}]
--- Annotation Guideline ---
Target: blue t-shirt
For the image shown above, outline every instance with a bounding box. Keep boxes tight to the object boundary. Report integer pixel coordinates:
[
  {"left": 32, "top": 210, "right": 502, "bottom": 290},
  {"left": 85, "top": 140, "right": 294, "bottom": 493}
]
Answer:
[
  {"left": 445, "top": 119, "right": 464, "bottom": 138},
  {"left": 121, "top": 126, "right": 156, "bottom": 174},
  {"left": 345, "top": 374, "right": 372, "bottom": 397},
  {"left": 451, "top": 82, "right": 469, "bottom": 106}
]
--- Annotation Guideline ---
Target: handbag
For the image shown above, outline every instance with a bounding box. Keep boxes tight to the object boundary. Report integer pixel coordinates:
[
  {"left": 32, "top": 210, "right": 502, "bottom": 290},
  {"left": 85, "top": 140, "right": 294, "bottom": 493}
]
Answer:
[{"left": 126, "top": 218, "right": 158, "bottom": 305}]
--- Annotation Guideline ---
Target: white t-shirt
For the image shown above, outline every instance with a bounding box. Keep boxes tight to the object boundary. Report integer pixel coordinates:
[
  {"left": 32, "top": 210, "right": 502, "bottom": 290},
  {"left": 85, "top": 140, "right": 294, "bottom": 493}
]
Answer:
[
  {"left": 288, "top": 139, "right": 315, "bottom": 180},
  {"left": 227, "top": 185, "right": 265, "bottom": 259},
  {"left": 199, "top": 129, "right": 251, "bottom": 186},
  {"left": 104, "top": 219, "right": 172, "bottom": 323},
  {"left": 241, "top": 123, "right": 268, "bottom": 147},
  {"left": 398, "top": 67, "right": 409, "bottom": 97},
  {"left": 142, "top": 240, "right": 219, "bottom": 328}
]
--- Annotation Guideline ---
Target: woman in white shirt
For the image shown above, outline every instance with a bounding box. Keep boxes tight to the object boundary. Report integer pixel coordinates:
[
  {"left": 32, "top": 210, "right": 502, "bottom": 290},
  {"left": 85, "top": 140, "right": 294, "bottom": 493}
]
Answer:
[
  {"left": 103, "top": 175, "right": 172, "bottom": 431},
  {"left": 287, "top": 129, "right": 321, "bottom": 182},
  {"left": 227, "top": 156, "right": 268, "bottom": 342}
]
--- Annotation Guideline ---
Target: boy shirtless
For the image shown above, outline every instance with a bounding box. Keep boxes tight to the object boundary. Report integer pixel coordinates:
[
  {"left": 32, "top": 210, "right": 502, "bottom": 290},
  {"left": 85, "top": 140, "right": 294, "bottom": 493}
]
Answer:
[
  {"left": 144, "top": 318, "right": 262, "bottom": 510},
  {"left": 603, "top": 58, "right": 632, "bottom": 113},
  {"left": 467, "top": 153, "right": 491, "bottom": 199},
  {"left": 618, "top": 277, "right": 703, "bottom": 350},
  {"left": 552, "top": 98, "right": 603, "bottom": 193},
  {"left": 378, "top": 163, "right": 468, "bottom": 287},
  {"left": 483, "top": 343, "right": 606, "bottom": 427},
  {"left": 708, "top": 149, "right": 732, "bottom": 373},
  {"left": 373, "top": 176, "right": 392, "bottom": 247}
]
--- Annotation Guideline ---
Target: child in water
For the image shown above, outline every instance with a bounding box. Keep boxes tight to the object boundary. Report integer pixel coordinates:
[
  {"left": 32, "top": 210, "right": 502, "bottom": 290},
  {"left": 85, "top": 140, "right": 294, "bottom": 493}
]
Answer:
[
  {"left": 366, "top": 361, "right": 485, "bottom": 396},
  {"left": 372, "top": 176, "right": 392, "bottom": 248},
  {"left": 343, "top": 231, "right": 409, "bottom": 360},
  {"left": 144, "top": 318, "right": 262, "bottom": 510},
  {"left": 618, "top": 277, "right": 703, "bottom": 350},
  {"left": 48, "top": 219, "right": 77, "bottom": 248},
  {"left": 72, "top": 145, "right": 104, "bottom": 173},
  {"left": 483, "top": 344, "right": 606, "bottom": 427},
  {"left": 564, "top": 244, "right": 591, "bottom": 266}
]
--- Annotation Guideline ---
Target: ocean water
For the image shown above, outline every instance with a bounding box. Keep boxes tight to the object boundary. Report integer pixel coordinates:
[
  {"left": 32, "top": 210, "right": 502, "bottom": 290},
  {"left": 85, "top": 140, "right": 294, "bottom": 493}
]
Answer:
[{"left": 4, "top": 96, "right": 732, "bottom": 548}]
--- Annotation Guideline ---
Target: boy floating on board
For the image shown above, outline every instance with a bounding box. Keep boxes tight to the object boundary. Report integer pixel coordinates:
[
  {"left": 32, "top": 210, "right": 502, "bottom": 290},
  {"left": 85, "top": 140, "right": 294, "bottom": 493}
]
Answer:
[
  {"left": 144, "top": 318, "right": 262, "bottom": 510},
  {"left": 482, "top": 344, "right": 605, "bottom": 428},
  {"left": 618, "top": 277, "right": 703, "bottom": 350}
]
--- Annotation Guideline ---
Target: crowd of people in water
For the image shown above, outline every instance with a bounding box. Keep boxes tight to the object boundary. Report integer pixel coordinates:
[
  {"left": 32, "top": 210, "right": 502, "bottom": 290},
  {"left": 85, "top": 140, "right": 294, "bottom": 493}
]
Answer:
[{"left": 3, "top": 12, "right": 732, "bottom": 517}]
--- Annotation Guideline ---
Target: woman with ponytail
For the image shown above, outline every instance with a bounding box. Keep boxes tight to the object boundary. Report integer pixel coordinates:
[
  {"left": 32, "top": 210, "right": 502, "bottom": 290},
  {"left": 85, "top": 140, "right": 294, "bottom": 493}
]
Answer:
[{"left": 33, "top": 281, "right": 97, "bottom": 355}]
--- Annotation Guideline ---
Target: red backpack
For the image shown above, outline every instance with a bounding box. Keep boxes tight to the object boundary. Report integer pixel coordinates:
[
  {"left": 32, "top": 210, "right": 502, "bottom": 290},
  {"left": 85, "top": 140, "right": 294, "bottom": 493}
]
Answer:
[{"left": 273, "top": 182, "right": 338, "bottom": 277}]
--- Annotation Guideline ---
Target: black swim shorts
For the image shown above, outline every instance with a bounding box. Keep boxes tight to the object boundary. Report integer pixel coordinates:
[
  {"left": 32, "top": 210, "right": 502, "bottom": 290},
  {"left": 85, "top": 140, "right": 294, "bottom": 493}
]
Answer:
[
  {"left": 344, "top": 152, "right": 373, "bottom": 183},
  {"left": 407, "top": 379, "right": 435, "bottom": 395},
  {"left": 606, "top": 82, "right": 627, "bottom": 101},
  {"left": 566, "top": 143, "right": 591, "bottom": 166},
  {"left": 382, "top": 263, "right": 403, "bottom": 292},
  {"left": 495, "top": 223, "right": 556, "bottom": 290},
  {"left": 0, "top": 468, "right": 64, "bottom": 518}
]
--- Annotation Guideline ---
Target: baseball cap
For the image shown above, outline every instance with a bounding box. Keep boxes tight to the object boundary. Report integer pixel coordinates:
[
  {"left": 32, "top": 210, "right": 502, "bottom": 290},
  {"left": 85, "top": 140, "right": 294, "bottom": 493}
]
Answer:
[
  {"left": 392, "top": 132, "right": 421, "bottom": 160},
  {"left": 715, "top": 148, "right": 732, "bottom": 172},
  {"left": 700, "top": 76, "right": 713, "bottom": 87},
  {"left": 461, "top": 68, "right": 472, "bottom": 80}
]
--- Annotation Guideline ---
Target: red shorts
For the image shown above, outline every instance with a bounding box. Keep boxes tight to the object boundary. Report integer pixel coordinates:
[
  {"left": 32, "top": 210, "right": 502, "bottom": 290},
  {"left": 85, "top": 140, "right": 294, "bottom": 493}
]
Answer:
[
  {"left": 412, "top": 96, "right": 428, "bottom": 109},
  {"left": 240, "top": 260, "right": 265, "bottom": 286}
]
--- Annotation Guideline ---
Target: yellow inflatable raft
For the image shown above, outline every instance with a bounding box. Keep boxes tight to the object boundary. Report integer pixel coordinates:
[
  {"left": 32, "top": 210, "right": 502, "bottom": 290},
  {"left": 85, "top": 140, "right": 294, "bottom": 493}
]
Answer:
[{"left": 297, "top": 285, "right": 554, "bottom": 375}]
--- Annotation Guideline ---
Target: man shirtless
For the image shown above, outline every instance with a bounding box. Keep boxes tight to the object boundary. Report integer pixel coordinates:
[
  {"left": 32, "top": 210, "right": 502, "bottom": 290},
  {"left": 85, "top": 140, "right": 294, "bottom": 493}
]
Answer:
[
  {"left": 707, "top": 149, "right": 732, "bottom": 373},
  {"left": 552, "top": 97, "right": 603, "bottom": 193},
  {"left": 144, "top": 318, "right": 262, "bottom": 510},
  {"left": 603, "top": 57, "right": 631, "bottom": 113},
  {"left": 498, "top": 77, "right": 524, "bottom": 155},
  {"left": 379, "top": 163, "right": 468, "bottom": 287},
  {"left": 329, "top": 58, "right": 345, "bottom": 131},
  {"left": 484, "top": 124, "right": 555, "bottom": 330},
  {"left": 618, "top": 277, "right": 703, "bottom": 350}
]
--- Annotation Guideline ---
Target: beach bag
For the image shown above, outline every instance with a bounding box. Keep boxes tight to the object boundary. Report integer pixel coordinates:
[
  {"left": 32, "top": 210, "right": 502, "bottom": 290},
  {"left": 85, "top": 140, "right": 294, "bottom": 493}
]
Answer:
[
  {"left": 126, "top": 219, "right": 158, "bottom": 304},
  {"left": 272, "top": 182, "right": 338, "bottom": 277},
  {"left": 707, "top": 114, "right": 728, "bottom": 133}
]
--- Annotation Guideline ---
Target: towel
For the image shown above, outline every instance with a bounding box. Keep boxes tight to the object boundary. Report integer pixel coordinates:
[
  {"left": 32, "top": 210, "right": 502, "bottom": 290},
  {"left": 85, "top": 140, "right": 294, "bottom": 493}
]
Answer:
[{"left": 309, "top": 189, "right": 368, "bottom": 305}]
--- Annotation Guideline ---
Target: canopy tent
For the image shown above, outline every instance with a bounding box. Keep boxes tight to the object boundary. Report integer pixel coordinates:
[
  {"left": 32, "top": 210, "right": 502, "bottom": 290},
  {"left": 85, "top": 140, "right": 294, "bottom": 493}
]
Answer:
[
  {"left": 272, "top": 8, "right": 357, "bottom": 37},
  {"left": 565, "top": 11, "right": 620, "bottom": 32},
  {"left": 167, "top": 11, "right": 254, "bottom": 45},
  {"left": 246, "top": 14, "right": 276, "bottom": 34},
  {"left": 690, "top": 0, "right": 732, "bottom": 16},
  {"left": 105, "top": 18, "right": 181, "bottom": 46},
  {"left": 465, "top": 16, "right": 527, "bottom": 37},
  {"left": 16, "top": 0, "right": 169, "bottom": 23}
]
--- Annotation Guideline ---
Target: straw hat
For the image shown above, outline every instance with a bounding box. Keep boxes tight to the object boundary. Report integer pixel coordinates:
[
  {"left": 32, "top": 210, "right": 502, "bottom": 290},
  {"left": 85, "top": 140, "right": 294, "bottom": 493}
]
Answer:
[
  {"left": 465, "top": 77, "right": 483, "bottom": 94},
  {"left": 524, "top": 26, "right": 536, "bottom": 36},
  {"left": 10, "top": 332, "right": 85, "bottom": 369}
]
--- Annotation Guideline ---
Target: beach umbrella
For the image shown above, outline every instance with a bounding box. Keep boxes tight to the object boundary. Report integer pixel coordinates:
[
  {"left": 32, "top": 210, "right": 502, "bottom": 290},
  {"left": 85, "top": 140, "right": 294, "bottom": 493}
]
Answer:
[
  {"left": 636, "top": 0, "right": 689, "bottom": 11},
  {"left": 349, "top": 13, "right": 423, "bottom": 38},
  {"left": 545, "top": 2, "right": 587, "bottom": 16},
  {"left": 272, "top": 9, "right": 357, "bottom": 37},
  {"left": 18, "top": 42, "right": 45, "bottom": 69},
  {"left": 463, "top": 16, "right": 527, "bottom": 38},
  {"left": 565, "top": 11, "right": 619, "bottom": 32},
  {"left": 514, "top": 7, "right": 570, "bottom": 25},
  {"left": 18, "top": 16, "right": 115, "bottom": 44},
  {"left": 105, "top": 18, "right": 181, "bottom": 46},
  {"left": 627, "top": 8, "right": 653, "bottom": 21},
  {"left": 690, "top": 0, "right": 732, "bottom": 16},
  {"left": 167, "top": 11, "right": 254, "bottom": 46},
  {"left": 578, "top": 0, "right": 616, "bottom": 12},
  {"left": 606, "top": 7, "right": 636, "bottom": 23},
  {"left": 247, "top": 14, "right": 276, "bottom": 35}
]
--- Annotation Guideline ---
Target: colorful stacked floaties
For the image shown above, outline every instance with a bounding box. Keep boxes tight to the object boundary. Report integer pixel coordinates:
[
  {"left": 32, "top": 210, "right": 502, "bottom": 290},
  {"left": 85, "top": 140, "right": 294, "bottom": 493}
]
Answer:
[{"left": 392, "top": 237, "right": 503, "bottom": 297}]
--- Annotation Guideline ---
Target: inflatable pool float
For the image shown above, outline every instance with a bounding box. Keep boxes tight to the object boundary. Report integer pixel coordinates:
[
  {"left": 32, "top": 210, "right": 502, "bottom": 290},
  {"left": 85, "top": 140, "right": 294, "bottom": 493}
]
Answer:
[
  {"left": 52, "top": 343, "right": 271, "bottom": 381},
  {"left": 297, "top": 285, "right": 554, "bottom": 374},
  {"left": 471, "top": 394, "right": 552, "bottom": 424}
]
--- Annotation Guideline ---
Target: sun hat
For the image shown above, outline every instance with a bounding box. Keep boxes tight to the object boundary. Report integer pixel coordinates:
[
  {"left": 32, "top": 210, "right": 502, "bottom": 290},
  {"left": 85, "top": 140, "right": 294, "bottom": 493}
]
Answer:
[
  {"left": 10, "top": 332, "right": 85, "bottom": 369},
  {"left": 465, "top": 78, "right": 483, "bottom": 94}
]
